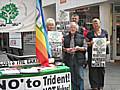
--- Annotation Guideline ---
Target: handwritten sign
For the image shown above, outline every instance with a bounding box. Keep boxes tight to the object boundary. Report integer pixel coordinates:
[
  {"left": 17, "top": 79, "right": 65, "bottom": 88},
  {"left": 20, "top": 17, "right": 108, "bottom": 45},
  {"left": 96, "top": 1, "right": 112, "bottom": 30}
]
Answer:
[
  {"left": 92, "top": 38, "right": 106, "bottom": 67},
  {"left": 48, "top": 31, "right": 63, "bottom": 58}
]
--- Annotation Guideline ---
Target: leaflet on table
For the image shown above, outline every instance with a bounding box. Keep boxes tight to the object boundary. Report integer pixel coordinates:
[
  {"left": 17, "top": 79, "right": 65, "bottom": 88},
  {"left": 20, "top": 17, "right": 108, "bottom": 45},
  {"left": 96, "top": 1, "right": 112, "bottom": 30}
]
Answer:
[
  {"left": 0, "top": 65, "right": 56, "bottom": 75},
  {"left": 0, "top": 68, "right": 20, "bottom": 75},
  {"left": 66, "top": 46, "right": 84, "bottom": 51},
  {"left": 20, "top": 68, "right": 39, "bottom": 73},
  {"left": 20, "top": 66, "right": 56, "bottom": 73}
]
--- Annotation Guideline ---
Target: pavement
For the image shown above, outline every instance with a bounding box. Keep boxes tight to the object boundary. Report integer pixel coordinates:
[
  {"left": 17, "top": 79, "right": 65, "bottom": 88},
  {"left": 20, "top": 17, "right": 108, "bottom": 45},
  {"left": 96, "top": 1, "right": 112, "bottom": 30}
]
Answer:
[{"left": 84, "top": 62, "right": 120, "bottom": 90}]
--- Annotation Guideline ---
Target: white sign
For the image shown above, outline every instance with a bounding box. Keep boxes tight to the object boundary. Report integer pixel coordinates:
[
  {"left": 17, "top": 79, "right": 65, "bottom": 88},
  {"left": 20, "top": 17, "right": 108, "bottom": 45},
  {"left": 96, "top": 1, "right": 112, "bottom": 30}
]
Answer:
[
  {"left": 0, "top": 78, "right": 25, "bottom": 90},
  {"left": 9, "top": 32, "right": 22, "bottom": 49},
  {"left": 58, "top": 11, "right": 69, "bottom": 22},
  {"left": 0, "top": 72, "right": 71, "bottom": 90},
  {"left": 92, "top": 38, "right": 106, "bottom": 67},
  {"left": 48, "top": 31, "right": 63, "bottom": 58},
  {"left": 0, "top": 0, "right": 36, "bottom": 32},
  {"left": 43, "top": 72, "right": 71, "bottom": 90},
  {"left": 24, "top": 76, "right": 43, "bottom": 90}
]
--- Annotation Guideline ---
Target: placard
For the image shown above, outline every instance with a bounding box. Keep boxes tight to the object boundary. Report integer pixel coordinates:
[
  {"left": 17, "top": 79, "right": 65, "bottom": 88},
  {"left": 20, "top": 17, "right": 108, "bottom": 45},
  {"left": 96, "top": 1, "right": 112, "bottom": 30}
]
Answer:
[
  {"left": 92, "top": 38, "right": 106, "bottom": 67},
  {"left": 48, "top": 31, "right": 63, "bottom": 58},
  {"left": 9, "top": 32, "right": 22, "bottom": 49}
]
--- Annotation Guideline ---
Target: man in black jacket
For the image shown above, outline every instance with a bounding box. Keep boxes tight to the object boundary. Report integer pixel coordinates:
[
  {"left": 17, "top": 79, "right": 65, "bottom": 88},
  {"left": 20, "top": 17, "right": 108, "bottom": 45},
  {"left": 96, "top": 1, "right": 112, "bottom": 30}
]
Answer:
[{"left": 63, "top": 22, "right": 87, "bottom": 90}]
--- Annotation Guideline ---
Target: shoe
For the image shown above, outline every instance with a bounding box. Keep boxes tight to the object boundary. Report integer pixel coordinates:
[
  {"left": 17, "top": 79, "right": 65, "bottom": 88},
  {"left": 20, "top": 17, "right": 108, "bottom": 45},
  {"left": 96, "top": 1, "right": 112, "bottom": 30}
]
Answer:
[{"left": 98, "top": 87, "right": 103, "bottom": 90}]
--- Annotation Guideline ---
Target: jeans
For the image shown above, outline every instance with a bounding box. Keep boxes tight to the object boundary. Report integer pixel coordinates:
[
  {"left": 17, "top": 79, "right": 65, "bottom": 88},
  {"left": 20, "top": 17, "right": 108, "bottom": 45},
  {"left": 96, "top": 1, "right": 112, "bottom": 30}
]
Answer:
[{"left": 79, "top": 66, "right": 84, "bottom": 90}]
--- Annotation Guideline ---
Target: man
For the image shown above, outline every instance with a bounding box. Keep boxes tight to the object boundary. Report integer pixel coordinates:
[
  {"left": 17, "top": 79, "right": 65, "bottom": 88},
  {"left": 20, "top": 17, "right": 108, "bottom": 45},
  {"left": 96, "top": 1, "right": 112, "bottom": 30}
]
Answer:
[
  {"left": 71, "top": 14, "right": 83, "bottom": 34},
  {"left": 71, "top": 14, "right": 79, "bottom": 24},
  {"left": 63, "top": 22, "right": 87, "bottom": 90}
]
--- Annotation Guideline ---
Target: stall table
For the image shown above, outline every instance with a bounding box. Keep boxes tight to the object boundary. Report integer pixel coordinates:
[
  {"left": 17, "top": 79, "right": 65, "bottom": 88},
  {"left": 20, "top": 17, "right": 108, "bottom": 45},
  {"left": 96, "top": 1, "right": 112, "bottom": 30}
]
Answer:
[{"left": 0, "top": 66, "right": 71, "bottom": 90}]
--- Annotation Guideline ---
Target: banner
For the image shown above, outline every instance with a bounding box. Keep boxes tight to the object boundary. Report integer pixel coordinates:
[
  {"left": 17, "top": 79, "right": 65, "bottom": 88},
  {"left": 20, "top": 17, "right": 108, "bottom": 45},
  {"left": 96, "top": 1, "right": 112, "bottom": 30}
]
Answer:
[
  {"left": 0, "top": 0, "right": 36, "bottom": 32},
  {"left": 92, "top": 38, "right": 106, "bottom": 67},
  {"left": 48, "top": 31, "right": 63, "bottom": 58},
  {"left": 0, "top": 72, "right": 71, "bottom": 90}
]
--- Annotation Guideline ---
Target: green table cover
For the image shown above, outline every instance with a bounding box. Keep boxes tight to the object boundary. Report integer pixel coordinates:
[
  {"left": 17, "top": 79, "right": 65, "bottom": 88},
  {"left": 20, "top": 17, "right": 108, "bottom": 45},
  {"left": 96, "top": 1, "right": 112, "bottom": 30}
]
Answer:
[{"left": 0, "top": 66, "right": 70, "bottom": 79}]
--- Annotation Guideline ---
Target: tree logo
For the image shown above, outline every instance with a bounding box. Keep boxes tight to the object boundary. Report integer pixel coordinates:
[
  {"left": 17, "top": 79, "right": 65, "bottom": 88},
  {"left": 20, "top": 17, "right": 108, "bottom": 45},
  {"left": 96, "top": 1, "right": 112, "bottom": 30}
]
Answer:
[{"left": 0, "top": 3, "right": 19, "bottom": 24}]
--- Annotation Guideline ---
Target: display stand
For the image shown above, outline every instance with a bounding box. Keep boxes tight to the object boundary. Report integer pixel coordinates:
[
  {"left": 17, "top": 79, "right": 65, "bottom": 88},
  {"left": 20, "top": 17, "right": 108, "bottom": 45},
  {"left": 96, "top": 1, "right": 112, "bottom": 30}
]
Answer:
[{"left": 0, "top": 65, "right": 71, "bottom": 90}]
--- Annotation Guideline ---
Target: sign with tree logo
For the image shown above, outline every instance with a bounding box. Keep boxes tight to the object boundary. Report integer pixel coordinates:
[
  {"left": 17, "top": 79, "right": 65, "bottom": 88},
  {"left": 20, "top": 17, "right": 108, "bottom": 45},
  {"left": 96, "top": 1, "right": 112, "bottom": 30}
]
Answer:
[
  {"left": 0, "top": 0, "right": 36, "bottom": 32},
  {"left": 0, "top": 3, "right": 19, "bottom": 24}
]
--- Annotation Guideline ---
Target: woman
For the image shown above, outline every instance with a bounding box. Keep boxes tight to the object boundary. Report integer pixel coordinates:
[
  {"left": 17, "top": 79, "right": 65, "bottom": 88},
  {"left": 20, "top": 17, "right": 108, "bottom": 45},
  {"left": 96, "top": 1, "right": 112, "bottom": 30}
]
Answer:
[
  {"left": 87, "top": 18, "right": 109, "bottom": 90},
  {"left": 46, "top": 18, "right": 56, "bottom": 58}
]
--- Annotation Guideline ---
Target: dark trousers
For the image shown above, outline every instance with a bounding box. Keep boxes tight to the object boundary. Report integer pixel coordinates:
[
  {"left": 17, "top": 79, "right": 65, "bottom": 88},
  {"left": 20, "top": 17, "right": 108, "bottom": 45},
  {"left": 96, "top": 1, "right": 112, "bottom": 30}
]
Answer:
[
  {"left": 89, "top": 67, "right": 105, "bottom": 88},
  {"left": 69, "top": 56, "right": 81, "bottom": 90}
]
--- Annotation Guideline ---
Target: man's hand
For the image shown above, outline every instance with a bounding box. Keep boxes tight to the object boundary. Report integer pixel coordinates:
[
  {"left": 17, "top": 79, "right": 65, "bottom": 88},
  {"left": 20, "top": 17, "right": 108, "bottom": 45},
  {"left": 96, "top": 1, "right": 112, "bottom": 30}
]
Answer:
[
  {"left": 75, "top": 46, "right": 86, "bottom": 51},
  {"left": 63, "top": 48, "right": 77, "bottom": 53}
]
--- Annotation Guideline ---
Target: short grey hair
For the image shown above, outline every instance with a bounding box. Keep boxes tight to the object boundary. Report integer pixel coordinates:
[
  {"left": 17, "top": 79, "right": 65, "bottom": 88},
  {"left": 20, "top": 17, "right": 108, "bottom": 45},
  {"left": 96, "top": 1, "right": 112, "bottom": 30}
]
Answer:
[
  {"left": 46, "top": 18, "right": 55, "bottom": 26},
  {"left": 70, "top": 22, "right": 79, "bottom": 30}
]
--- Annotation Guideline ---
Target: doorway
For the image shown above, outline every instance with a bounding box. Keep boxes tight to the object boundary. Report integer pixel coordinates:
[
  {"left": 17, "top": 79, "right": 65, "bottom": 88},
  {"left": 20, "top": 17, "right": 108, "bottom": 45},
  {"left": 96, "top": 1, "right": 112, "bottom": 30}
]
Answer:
[{"left": 113, "top": 4, "right": 120, "bottom": 60}]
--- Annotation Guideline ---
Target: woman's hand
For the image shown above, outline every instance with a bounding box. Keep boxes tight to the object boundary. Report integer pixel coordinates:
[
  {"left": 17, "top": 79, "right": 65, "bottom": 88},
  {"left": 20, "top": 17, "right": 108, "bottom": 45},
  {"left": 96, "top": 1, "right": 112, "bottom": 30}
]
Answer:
[{"left": 87, "top": 41, "right": 94, "bottom": 46}]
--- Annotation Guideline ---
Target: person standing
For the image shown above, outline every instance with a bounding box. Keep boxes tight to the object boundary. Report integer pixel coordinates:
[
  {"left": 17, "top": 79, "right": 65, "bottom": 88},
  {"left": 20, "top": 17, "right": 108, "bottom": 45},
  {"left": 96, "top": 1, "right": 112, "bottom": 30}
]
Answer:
[
  {"left": 63, "top": 22, "right": 87, "bottom": 90},
  {"left": 71, "top": 14, "right": 89, "bottom": 37},
  {"left": 71, "top": 14, "right": 89, "bottom": 90},
  {"left": 46, "top": 18, "right": 56, "bottom": 59},
  {"left": 86, "top": 18, "right": 109, "bottom": 90},
  {"left": 71, "top": 14, "right": 83, "bottom": 34}
]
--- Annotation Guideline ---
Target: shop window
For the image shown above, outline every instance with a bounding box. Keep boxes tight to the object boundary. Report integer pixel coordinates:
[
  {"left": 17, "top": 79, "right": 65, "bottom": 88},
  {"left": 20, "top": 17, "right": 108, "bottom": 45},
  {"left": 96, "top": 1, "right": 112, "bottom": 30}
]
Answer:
[{"left": 114, "top": 5, "right": 120, "bottom": 13}]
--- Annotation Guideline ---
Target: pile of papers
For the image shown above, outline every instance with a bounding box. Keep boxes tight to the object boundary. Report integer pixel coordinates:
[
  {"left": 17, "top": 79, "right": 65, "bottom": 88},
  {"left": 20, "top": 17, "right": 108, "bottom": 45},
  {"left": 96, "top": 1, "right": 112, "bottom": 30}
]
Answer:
[
  {"left": 0, "top": 65, "right": 56, "bottom": 75},
  {"left": 0, "top": 68, "right": 20, "bottom": 75}
]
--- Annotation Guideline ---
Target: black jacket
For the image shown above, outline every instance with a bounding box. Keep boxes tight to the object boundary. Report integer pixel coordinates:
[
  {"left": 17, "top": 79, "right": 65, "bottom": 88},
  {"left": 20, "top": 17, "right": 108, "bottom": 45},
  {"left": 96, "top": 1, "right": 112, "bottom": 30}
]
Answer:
[{"left": 63, "top": 32, "right": 86, "bottom": 66}]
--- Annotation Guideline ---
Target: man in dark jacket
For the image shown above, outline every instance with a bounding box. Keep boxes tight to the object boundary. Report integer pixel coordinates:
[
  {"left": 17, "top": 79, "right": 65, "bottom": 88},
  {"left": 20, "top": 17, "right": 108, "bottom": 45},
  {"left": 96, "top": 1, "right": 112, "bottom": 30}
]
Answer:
[{"left": 63, "top": 22, "right": 87, "bottom": 90}]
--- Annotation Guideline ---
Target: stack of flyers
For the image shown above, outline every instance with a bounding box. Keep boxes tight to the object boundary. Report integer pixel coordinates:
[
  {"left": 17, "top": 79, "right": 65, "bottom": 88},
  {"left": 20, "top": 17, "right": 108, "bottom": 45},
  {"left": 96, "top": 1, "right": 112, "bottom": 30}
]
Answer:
[
  {"left": 0, "top": 68, "right": 20, "bottom": 75},
  {"left": 19, "top": 67, "right": 40, "bottom": 73}
]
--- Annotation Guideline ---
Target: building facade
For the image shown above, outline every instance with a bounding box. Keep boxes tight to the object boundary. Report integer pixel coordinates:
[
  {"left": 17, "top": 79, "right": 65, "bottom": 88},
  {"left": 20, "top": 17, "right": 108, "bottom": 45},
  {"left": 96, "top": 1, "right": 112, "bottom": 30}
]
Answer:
[{"left": 42, "top": 0, "right": 120, "bottom": 60}]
